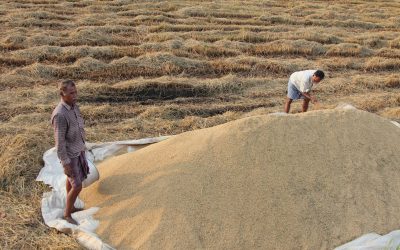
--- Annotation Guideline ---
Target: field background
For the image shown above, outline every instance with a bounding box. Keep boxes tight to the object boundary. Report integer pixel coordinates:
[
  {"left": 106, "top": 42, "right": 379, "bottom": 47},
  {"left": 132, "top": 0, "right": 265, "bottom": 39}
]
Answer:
[{"left": 1, "top": 0, "right": 399, "bottom": 248}]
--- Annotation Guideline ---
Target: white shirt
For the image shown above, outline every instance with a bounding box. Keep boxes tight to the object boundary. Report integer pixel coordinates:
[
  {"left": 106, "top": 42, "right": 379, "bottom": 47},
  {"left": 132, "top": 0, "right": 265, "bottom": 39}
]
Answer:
[{"left": 289, "top": 70, "right": 316, "bottom": 93}]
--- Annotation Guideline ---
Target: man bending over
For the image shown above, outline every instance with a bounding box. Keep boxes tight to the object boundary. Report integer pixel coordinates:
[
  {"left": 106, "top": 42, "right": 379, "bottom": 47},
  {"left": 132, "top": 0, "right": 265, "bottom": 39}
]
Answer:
[{"left": 284, "top": 69, "right": 325, "bottom": 113}]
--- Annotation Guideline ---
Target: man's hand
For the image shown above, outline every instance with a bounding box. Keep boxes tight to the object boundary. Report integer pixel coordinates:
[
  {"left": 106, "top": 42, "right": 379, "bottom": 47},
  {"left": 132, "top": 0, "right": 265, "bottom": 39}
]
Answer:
[
  {"left": 63, "top": 164, "right": 73, "bottom": 177},
  {"left": 311, "top": 96, "right": 318, "bottom": 104}
]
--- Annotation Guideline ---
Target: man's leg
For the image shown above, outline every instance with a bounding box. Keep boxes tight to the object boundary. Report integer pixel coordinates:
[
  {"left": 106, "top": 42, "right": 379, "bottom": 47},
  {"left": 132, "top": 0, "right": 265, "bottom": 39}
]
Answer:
[
  {"left": 66, "top": 179, "right": 83, "bottom": 213},
  {"left": 63, "top": 158, "right": 84, "bottom": 225},
  {"left": 64, "top": 183, "right": 82, "bottom": 225},
  {"left": 66, "top": 178, "right": 72, "bottom": 193},
  {"left": 302, "top": 98, "right": 310, "bottom": 112},
  {"left": 285, "top": 97, "right": 293, "bottom": 113}
]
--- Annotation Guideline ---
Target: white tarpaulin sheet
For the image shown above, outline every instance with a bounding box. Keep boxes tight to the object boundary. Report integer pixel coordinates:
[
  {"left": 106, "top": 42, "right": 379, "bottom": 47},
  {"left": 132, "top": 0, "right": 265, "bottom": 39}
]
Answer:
[
  {"left": 36, "top": 105, "right": 400, "bottom": 250},
  {"left": 36, "top": 136, "right": 170, "bottom": 250}
]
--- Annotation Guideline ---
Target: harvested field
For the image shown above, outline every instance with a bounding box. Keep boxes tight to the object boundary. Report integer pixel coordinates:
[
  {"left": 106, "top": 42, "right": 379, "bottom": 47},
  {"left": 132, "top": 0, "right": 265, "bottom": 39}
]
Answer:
[{"left": 1, "top": 0, "right": 399, "bottom": 249}]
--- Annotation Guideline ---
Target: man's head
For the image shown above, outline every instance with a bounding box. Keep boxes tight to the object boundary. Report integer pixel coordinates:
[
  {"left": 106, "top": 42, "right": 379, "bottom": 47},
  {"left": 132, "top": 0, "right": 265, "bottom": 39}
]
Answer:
[
  {"left": 312, "top": 70, "right": 325, "bottom": 84},
  {"left": 59, "top": 80, "right": 77, "bottom": 106}
]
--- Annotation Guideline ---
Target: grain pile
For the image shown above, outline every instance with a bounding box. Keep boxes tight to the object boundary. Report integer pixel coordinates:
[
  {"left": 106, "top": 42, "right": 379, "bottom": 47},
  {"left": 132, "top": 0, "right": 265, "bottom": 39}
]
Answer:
[{"left": 81, "top": 109, "right": 400, "bottom": 249}]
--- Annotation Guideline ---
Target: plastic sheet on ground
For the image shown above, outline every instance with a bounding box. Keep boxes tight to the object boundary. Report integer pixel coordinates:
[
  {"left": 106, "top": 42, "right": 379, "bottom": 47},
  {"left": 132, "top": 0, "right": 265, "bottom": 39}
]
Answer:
[
  {"left": 335, "top": 231, "right": 400, "bottom": 250},
  {"left": 36, "top": 136, "right": 170, "bottom": 250},
  {"left": 37, "top": 105, "right": 400, "bottom": 249}
]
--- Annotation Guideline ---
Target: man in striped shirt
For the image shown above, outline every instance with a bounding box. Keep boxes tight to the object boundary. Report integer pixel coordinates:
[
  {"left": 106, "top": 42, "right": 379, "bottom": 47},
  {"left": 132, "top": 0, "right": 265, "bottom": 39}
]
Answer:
[
  {"left": 284, "top": 69, "right": 325, "bottom": 113},
  {"left": 51, "top": 80, "right": 89, "bottom": 225}
]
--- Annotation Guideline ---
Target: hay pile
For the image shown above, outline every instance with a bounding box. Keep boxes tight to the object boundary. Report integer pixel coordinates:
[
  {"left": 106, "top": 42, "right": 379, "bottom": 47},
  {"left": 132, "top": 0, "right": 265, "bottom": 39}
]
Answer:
[{"left": 81, "top": 109, "right": 400, "bottom": 249}]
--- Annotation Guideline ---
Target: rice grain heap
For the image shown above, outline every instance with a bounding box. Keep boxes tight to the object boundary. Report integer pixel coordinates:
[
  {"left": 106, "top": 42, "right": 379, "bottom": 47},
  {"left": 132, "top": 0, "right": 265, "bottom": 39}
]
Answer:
[{"left": 81, "top": 109, "right": 400, "bottom": 249}]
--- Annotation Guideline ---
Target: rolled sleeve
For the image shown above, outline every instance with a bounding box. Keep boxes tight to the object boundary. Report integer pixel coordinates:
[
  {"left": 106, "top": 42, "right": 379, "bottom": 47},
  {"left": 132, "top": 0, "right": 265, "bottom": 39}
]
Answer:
[{"left": 53, "top": 114, "right": 71, "bottom": 165}]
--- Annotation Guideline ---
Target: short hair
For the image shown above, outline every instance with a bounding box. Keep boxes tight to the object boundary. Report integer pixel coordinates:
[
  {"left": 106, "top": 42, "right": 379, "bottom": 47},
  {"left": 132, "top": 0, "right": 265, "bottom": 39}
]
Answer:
[
  {"left": 59, "top": 80, "right": 75, "bottom": 96},
  {"left": 314, "top": 70, "right": 325, "bottom": 80}
]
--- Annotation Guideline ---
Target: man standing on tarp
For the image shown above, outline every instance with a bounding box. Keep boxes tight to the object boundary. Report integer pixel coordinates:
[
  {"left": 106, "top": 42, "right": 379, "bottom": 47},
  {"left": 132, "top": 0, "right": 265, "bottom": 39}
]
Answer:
[
  {"left": 51, "top": 80, "right": 89, "bottom": 225},
  {"left": 284, "top": 69, "right": 325, "bottom": 113}
]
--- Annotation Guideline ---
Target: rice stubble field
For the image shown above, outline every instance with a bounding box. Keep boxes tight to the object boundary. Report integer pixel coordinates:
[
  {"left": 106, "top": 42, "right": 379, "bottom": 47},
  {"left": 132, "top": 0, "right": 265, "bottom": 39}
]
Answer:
[{"left": 0, "top": 0, "right": 399, "bottom": 248}]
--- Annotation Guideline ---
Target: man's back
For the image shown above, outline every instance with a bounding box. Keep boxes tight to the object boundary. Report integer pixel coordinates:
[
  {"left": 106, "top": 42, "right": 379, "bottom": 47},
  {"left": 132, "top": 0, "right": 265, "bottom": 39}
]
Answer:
[{"left": 289, "top": 70, "right": 315, "bottom": 93}]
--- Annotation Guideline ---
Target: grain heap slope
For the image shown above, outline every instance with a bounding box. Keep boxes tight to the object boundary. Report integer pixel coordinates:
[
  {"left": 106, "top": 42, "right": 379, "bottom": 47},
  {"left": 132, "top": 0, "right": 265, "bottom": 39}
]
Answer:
[{"left": 81, "top": 109, "right": 400, "bottom": 249}]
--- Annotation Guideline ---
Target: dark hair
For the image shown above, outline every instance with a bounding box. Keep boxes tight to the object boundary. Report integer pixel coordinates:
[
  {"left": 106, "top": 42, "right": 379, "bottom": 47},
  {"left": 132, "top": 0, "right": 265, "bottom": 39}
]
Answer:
[
  {"left": 59, "top": 80, "right": 75, "bottom": 96},
  {"left": 314, "top": 70, "right": 325, "bottom": 80}
]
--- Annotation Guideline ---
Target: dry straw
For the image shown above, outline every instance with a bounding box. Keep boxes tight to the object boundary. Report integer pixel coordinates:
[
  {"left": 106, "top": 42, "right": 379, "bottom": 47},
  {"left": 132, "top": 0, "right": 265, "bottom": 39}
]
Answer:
[
  {"left": 326, "top": 43, "right": 373, "bottom": 57},
  {"left": 0, "top": 126, "right": 82, "bottom": 249},
  {"left": 2, "top": 0, "right": 400, "bottom": 248},
  {"left": 250, "top": 39, "right": 326, "bottom": 56},
  {"left": 364, "top": 57, "right": 400, "bottom": 71}
]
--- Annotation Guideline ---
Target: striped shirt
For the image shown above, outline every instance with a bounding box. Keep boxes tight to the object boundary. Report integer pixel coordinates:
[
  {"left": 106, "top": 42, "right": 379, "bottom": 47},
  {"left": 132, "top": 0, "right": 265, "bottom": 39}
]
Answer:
[{"left": 51, "top": 100, "right": 86, "bottom": 166}]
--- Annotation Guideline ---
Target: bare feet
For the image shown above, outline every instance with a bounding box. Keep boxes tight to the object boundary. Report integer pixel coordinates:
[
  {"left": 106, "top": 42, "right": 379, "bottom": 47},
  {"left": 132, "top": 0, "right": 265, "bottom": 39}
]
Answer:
[
  {"left": 0, "top": 211, "right": 5, "bottom": 218},
  {"left": 63, "top": 216, "right": 79, "bottom": 225},
  {"left": 71, "top": 207, "right": 84, "bottom": 213}
]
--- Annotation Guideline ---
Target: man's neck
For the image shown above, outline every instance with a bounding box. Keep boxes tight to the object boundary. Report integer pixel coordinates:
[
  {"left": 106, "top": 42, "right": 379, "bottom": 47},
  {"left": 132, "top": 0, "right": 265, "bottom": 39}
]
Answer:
[{"left": 61, "top": 99, "right": 74, "bottom": 108}]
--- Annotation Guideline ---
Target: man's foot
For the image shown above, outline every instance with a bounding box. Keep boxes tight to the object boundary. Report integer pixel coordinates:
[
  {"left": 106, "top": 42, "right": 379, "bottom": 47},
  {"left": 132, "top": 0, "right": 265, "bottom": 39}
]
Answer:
[
  {"left": 71, "top": 207, "right": 84, "bottom": 213},
  {"left": 63, "top": 216, "right": 79, "bottom": 225}
]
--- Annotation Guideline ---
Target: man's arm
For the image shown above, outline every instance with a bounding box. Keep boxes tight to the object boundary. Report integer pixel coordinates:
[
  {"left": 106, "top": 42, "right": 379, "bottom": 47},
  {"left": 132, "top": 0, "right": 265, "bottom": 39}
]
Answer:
[
  {"left": 53, "top": 114, "right": 71, "bottom": 165},
  {"left": 301, "top": 91, "right": 317, "bottom": 103}
]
